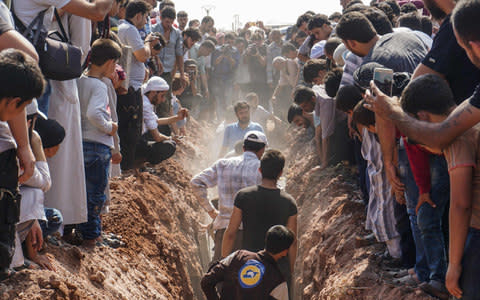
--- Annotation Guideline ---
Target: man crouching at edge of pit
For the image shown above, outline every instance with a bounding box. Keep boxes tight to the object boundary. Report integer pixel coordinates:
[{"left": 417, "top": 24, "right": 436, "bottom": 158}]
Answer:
[{"left": 201, "top": 225, "right": 293, "bottom": 300}]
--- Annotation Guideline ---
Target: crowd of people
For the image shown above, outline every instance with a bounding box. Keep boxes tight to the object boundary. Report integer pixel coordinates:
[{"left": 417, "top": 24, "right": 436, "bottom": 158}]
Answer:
[{"left": 0, "top": 0, "right": 479, "bottom": 299}]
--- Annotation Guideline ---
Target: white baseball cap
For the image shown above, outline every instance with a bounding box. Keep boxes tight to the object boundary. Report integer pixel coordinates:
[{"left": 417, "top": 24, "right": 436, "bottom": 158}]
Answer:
[
  {"left": 25, "top": 99, "right": 47, "bottom": 120},
  {"left": 143, "top": 76, "right": 169, "bottom": 94},
  {"left": 243, "top": 130, "right": 268, "bottom": 146}
]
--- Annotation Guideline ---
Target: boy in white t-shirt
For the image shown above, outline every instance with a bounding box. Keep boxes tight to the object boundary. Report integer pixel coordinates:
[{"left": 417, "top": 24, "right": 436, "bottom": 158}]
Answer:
[{"left": 77, "top": 39, "right": 121, "bottom": 247}]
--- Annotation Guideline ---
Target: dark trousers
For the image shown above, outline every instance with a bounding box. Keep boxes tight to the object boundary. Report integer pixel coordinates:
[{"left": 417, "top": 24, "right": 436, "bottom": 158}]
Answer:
[
  {"left": 117, "top": 87, "right": 143, "bottom": 171},
  {"left": 135, "top": 133, "right": 176, "bottom": 166},
  {"left": 0, "top": 149, "right": 20, "bottom": 271},
  {"left": 354, "top": 137, "right": 369, "bottom": 206},
  {"left": 328, "top": 119, "right": 355, "bottom": 166},
  {"left": 397, "top": 146, "right": 418, "bottom": 268},
  {"left": 212, "top": 228, "right": 243, "bottom": 263}
]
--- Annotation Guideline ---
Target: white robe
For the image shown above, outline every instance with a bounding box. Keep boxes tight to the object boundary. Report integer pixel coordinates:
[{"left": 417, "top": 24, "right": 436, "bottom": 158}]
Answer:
[
  {"left": 44, "top": 13, "right": 91, "bottom": 225},
  {"left": 44, "top": 79, "right": 87, "bottom": 225}
]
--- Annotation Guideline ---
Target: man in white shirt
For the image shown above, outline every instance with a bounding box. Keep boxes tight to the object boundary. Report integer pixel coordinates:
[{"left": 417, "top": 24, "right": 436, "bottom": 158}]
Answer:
[{"left": 136, "top": 76, "right": 187, "bottom": 167}]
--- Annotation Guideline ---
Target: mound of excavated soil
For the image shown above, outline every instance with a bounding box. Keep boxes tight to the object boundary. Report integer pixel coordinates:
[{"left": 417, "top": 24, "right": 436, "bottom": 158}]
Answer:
[
  {"left": 285, "top": 129, "right": 435, "bottom": 300},
  {"left": 0, "top": 121, "right": 210, "bottom": 300}
]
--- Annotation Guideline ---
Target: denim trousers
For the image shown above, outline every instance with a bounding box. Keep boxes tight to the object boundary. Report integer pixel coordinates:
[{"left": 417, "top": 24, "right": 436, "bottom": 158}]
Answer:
[
  {"left": 78, "top": 142, "right": 111, "bottom": 240},
  {"left": 39, "top": 207, "right": 63, "bottom": 237},
  {"left": 400, "top": 149, "right": 449, "bottom": 282},
  {"left": 417, "top": 155, "right": 449, "bottom": 283},
  {"left": 459, "top": 227, "right": 480, "bottom": 299},
  {"left": 397, "top": 146, "right": 418, "bottom": 269}
]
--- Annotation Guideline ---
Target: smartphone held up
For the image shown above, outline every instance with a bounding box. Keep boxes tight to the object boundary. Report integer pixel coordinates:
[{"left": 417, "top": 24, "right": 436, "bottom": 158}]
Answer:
[{"left": 373, "top": 67, "right": 394, "bottom": 97}]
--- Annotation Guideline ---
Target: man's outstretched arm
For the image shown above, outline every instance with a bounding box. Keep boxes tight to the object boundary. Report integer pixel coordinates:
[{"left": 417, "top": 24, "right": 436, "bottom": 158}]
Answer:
[{"left": 364, "top": 81, "right": 480, "bottom": 149}]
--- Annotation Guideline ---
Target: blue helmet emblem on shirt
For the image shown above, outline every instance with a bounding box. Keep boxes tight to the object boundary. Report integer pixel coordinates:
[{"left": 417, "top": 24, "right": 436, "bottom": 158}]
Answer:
[{"left": 238, "top": 259, "right": 265, "bottom": 289}]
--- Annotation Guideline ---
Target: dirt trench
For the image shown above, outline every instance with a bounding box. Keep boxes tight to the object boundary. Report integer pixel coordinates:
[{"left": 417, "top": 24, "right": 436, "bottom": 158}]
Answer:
[
  {"left": 1, "top": 121, "right": 440, "bottom": 300},
  {"left": 284, "top": 128, "right": 436, "bottom": 300},
  {"left": 0, "top": 119, "right": 213, "bottom": 300}
]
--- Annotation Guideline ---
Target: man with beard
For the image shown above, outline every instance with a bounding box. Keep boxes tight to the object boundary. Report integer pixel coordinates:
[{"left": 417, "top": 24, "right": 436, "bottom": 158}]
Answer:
[
  {"left": 412, "top": 0, "right": 480, "bottom": 104},
  {"left": 219, "top": 102, "right": 263, "bottom": 158}
]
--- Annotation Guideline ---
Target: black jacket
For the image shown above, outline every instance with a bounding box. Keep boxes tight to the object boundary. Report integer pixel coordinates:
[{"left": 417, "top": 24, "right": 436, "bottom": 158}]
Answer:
[{"left": 201, "top": 250, "right": 288, "bottom": 300}]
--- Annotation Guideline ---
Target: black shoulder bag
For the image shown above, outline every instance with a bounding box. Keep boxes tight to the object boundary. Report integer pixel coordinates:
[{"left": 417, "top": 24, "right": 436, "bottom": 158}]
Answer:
[{"left": 13, "top": 7, "right": 82, "bottom": 81}]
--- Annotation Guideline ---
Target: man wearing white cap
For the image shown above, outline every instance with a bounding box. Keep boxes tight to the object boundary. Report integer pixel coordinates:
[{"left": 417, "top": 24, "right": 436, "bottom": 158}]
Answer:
[
  {"left": 135, "top": 76, "right": 187, "bottom": 167},
  {"left": 191, "top": 130, "right": 268, "bottom": 262}
]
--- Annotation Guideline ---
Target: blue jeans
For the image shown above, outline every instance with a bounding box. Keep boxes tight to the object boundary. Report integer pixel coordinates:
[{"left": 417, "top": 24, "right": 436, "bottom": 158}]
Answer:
[
  {"left": 460, "top": 228, "right": 480, "bottom": 299},
  {"left": 397, "top": 146, "right": 418, "bottom": 269},
  {"left": 37, "top": 82, "right": 51, "bottom": 117},
  {"left": 39, "top": 208, "right": 63, "bottom": 237},
  {"left": 399, "top": 147, "right": 428, "bottom": 280},
  {"left": 417, "top": 155, "right": 449, "bottom": 283},
  {"left": 78, "top": 142, "right": 111, "bottom": 240}
]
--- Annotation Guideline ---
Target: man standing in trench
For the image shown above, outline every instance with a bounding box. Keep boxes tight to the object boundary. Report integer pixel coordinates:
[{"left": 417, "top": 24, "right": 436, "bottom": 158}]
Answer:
[
  {"left": 221, "top": 149, "right": 297, "bottom": 299},
  {"left": 191, "top": 131, "right": 267, "bottom": 263}
]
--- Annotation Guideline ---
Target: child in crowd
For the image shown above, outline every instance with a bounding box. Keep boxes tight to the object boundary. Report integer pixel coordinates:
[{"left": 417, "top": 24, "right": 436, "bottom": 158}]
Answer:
[
  {"left": 77, "top": 39, "right": 121, "bottom": 247},
  {"left": 351, "top": 100, "right": 402, "bottom": 263},
  {"left": 34, "top": 117, "right": 65, "bottom": 238},
  {"left": 11, "top": 101, "right": 65, "bottom": 272},
  {"left": 398, "top": 74, "right": 478, "bottom": 299}
]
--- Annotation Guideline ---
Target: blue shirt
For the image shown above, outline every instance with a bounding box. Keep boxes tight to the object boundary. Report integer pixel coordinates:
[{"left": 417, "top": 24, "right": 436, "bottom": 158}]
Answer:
[
  {"left": 151, "top": 23, "right": 183, "bottom": 73},
  {"left": 211, "top": 45, "right": 240, "bottom": 80},
  {"left": 222, "top": 122, "right": 264, "bottom": 150}
]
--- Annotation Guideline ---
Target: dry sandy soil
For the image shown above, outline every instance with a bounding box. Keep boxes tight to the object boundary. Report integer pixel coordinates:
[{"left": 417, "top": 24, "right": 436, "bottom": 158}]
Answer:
[
  {"left": 285, "top": 128, "right": 436, "bottom": 300},
  {"left": 0, "top": 121, "right": 439, "bottom": 300}
]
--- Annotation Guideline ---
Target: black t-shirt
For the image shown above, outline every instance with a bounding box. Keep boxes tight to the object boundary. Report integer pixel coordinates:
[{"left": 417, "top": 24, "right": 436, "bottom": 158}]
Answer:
[
  {"left": 422, "top": 16, "right": 480, "bottom": 104},
  {"left": 234, "top": 185, "right": 297, "bottom": 252}
]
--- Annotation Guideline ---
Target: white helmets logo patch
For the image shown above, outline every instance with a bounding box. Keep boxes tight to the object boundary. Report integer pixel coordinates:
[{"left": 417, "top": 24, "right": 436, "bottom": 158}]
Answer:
[{"left": 238, "top": 259, "right": 265, "bottom": 289}]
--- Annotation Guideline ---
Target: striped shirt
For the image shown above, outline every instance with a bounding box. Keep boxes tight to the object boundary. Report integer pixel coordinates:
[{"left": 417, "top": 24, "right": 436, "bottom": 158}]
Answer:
[
  {"left": 361, "top": 129, "right": 400, "bottom": 242},
  {"left": 191, "top": 151, "right": 262, "bottom": 230}
]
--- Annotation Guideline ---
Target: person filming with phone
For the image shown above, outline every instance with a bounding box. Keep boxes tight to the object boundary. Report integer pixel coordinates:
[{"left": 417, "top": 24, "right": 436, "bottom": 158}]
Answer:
[{"left": 336, "top": 12, "right": 449, "bottom": 296}]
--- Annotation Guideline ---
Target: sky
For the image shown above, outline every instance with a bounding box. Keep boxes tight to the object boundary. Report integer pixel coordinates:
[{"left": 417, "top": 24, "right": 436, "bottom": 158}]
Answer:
[{"left": 171, "top": 0, "right": 344, "bottom": 30}]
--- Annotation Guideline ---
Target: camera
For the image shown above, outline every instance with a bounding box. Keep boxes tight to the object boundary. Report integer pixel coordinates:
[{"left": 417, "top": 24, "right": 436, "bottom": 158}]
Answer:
[
  {"left": 221, "top": 45, "right": 232, "bottom": 55},
  {"left": 247, "top": 44, "right": 257, "bottom": 56},
  {"left": 153, "top": 42, "right": 162, "bottom": 51},
  {"left": 187, "top": 69, "right": 196, "bottom": 79},
  {"left": 150, "top": 32, "right": 166, "bottom": 51}
]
